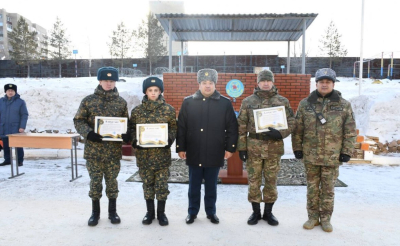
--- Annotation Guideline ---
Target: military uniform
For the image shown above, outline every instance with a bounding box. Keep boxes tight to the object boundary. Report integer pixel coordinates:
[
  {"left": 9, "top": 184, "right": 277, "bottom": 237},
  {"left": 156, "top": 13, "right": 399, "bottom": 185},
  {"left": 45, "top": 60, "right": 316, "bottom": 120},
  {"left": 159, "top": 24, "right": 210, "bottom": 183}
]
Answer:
[
  {"left": 292, "top": 88, "right": 356, "bottom": 225},
  {"left": 237, "top": 86, "right": 294, "bottom": 203},
  {"left": 74, "top": 85, "right": 128, "bottom": 200},
  {"left": 129, "top": 95, "right": 177, "bottom": 201}
]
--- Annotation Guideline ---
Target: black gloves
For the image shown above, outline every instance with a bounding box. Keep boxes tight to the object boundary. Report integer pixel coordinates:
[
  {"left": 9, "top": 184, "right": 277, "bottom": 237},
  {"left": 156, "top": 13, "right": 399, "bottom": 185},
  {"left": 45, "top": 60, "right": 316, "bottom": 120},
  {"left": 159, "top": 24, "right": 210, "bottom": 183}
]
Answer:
[
  {"left": 87, "top": 131, "right": 103, "bottom": 143},
  {"left": 339, "top": 154, "right": 351, "bottom": 162},
  {"left": 239, "top": 151, "right": 248, "bottom": 162},
  {"left": 294, "top": 150, "right": 303, "bottom": 159},
  {"left": 164, "top": 138, "right": 174, "bottom": 149},
  {"left": 121, "top": 131, "right": 131, "bottom": 143},
  {"left": 263, "top": 127, "right": 282, "bottom": 140},
  {"left": 132, "top": 139, "right": 144, "bottom": 149}
]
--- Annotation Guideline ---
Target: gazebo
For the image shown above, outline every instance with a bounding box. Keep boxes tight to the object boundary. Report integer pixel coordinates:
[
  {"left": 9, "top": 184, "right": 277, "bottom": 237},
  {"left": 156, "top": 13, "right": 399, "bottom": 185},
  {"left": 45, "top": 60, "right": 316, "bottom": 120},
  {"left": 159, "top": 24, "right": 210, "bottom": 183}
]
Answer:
[{"left": 155, "top": 13, "right": 318, "bottom": 74}]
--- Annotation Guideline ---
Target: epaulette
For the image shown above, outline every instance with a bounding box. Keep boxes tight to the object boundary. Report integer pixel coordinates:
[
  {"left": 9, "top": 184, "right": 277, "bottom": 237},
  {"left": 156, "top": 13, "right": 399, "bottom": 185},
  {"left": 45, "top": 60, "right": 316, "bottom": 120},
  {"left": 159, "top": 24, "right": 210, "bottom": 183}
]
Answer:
[
  {"left": 183, "top": 95, "right": 194, "bottom": 100},
  {"left": 220, "top": 95, "right": 231, "bottom": 101}
]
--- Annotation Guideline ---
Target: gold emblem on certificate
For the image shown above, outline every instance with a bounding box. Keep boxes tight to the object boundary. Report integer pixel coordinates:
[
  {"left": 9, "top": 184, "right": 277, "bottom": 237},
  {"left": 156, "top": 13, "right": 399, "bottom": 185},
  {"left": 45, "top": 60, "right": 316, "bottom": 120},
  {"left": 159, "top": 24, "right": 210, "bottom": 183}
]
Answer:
[
  {"left": 136, "top": 123, "right": 168, "bottom": 147},
  {"left": 253, "top": 106, "right": 288, "bottom": 133},
  {"left": 94, "top": 116, "right": 128, "bottom": 141}
]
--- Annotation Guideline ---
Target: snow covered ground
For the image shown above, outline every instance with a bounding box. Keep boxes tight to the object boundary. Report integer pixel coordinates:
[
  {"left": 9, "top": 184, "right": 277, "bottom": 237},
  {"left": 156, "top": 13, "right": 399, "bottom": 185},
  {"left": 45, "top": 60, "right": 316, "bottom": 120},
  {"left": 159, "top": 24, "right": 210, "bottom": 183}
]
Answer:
[{"left": 0, "top": 76, "right": 399, "bottom": 245}]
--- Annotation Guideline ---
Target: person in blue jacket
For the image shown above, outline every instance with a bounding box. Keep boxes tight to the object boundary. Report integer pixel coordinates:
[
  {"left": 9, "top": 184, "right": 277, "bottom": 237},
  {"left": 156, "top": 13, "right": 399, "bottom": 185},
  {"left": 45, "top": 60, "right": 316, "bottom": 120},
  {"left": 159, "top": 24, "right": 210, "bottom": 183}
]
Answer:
[{"left": 0, "top": 84, "right": 29, "bottom": 166}]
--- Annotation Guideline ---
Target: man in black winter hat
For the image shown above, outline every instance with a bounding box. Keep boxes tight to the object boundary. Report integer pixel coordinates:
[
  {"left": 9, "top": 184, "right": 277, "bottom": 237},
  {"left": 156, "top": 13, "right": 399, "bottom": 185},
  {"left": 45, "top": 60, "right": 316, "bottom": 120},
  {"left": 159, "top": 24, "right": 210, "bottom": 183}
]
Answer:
[{"left": 0, "top": 83, "right": 29, "bottom": 167}]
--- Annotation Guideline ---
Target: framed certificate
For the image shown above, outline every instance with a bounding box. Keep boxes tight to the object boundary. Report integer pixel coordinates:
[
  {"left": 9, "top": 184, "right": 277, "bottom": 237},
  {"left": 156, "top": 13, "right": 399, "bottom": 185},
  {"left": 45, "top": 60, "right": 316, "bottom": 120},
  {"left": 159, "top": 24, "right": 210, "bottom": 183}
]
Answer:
[
  {"left": 136, "top": 123, "right": 168, "bottom": 147},
  {"left": 94, "top": 116, "right": 128, "bottom": 141},
  {"left": 253, "top": 106, "right": 288, "bottom": 133}
]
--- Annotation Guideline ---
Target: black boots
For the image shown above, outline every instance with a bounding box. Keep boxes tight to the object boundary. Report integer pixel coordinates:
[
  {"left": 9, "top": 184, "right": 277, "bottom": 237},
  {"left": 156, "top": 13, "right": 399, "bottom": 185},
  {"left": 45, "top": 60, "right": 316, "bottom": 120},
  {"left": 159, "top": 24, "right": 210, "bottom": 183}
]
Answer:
[
  {"left": 108, "top": 198, "right": 121, "bottom": 224},
  {"left": 247, "top": 202, "right": 262, "bottom": 225},
  {"left": 88, "top": 199, "right": 100, "bottom": 226},
  {"left": 262, "top": 203, "right": 279, "bottom": 226},
  {"left": 157, "top": 200, "right": 169, "bottom": 226},
  {"left": 142, "top": 199, "right": 155, "bottom": 225}
]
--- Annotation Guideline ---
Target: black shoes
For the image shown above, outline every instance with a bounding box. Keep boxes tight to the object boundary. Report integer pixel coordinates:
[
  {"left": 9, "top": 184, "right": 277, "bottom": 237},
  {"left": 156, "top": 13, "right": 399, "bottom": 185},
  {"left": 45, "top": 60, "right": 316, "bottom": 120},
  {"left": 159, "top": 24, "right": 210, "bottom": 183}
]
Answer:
[
  {"left": 108, "top": 198, "right": 121, "bottom": 224},
  {"left": 185, "top": 214, "right": 197, "bottom": 224},
  {"left": 263, "top": 203, "right": 279, "bottom": 226},
  {"left": 18, "top": 162, "right": 23, "bottom": 166},
  {"left": 0, "top": 161, "right": 11, "bottom": 166},
  {"left": 248, "top": 202, "right": 262, "bottom": 225},
  {"left": 88, "top": 200, "right": 100, "bottom": 226},
  {"left": 157, "top": 200, "right": 169, "bottom": 226},
  {"left": 207, "top": 214, "right": 220, "bottom": 224},
  {"left": 142, "top": 199, "right": 155, "bottom": 225}
]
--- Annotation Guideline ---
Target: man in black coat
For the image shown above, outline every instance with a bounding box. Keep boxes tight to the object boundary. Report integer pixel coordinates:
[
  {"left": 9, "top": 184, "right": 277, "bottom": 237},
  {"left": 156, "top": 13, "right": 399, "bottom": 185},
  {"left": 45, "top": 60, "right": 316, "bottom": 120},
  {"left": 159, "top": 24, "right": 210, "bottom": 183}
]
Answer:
[{"left": 176, "top": 68, "right": 238, "bottom": 224}]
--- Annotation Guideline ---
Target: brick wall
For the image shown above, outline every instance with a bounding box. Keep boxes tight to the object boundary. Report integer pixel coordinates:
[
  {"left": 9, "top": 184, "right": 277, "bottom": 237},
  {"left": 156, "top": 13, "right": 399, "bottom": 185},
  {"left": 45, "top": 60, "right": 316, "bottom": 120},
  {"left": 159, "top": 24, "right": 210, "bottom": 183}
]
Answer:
[{"left": 163, "top": 73, "right": 311, "bottom": 116}]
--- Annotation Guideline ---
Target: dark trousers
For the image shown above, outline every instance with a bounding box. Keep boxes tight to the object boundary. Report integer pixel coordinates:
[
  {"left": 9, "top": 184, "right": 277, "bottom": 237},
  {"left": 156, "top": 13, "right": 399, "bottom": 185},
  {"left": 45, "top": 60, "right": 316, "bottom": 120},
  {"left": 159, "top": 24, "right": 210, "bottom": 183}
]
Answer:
[
  {"left": 2, "top": 137, "right": 24, "bottom": 163},
  {"left": 188, "top": 165, "right": 220, "bottom": 216}
]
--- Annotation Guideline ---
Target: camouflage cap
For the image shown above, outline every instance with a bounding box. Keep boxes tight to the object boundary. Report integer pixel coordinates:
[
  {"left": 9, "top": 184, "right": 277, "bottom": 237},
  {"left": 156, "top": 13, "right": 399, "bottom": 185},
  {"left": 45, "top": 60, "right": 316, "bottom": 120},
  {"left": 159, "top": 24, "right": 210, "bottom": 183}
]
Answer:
[
  {"left": 97, "top": 67, "right": 119, "bottom": 81},
  {"left": 197, "top": 69, "right": 218, "bottom": 84},
  {"left": 315, "top": 68, "right": 336, "bottom": 82},
  {"left": 257, "top": 69, "right": 274, "bottom": 83}
]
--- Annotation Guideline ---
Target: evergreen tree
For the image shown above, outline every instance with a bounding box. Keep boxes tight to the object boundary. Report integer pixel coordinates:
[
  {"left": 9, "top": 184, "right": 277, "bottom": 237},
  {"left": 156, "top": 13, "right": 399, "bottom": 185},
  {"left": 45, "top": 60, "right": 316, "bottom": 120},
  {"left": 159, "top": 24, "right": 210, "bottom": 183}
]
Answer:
[
  {"left": 319, "top": 21, "right": 348, "bottom": 68},
  {"left": 49, "top": 17, "right": 71, "bottom": 78},
  {"left": 136, "top": 13, "right": 167, "bottom": 75},
  {"left": 108, "top": 22, "right": 134, "bottom": 70},
  {"left": 8, "top": 17, "right": 40, "bottom": 78}
]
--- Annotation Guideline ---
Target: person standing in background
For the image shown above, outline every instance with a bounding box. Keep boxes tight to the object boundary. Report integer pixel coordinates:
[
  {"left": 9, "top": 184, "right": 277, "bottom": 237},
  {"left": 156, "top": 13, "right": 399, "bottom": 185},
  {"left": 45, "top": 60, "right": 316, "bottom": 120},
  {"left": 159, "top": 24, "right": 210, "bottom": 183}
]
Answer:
[{"left": 0, "top": 84, "right": 28, "bottom": 167}]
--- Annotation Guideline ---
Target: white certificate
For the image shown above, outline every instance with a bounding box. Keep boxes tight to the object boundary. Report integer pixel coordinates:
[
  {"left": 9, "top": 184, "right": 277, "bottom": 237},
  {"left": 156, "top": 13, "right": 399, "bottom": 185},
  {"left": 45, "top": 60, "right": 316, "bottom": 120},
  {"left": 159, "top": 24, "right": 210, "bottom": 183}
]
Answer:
[
  {"left": 253, "top": 106, "right": 288, "bottom": 133},
  {"left": 136, "top": 123, "right": 168, "bottom": 147},
  {"left": 94, "top": 116, "right": 128, "bottom": 141}
]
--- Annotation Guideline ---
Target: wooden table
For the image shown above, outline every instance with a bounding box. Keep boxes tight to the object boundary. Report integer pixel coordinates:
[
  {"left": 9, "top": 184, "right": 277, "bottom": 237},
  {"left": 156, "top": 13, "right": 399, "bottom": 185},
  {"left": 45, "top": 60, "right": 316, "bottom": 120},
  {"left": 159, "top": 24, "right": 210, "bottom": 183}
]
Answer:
[
  {"left": 7, "top": 133, "right": 82, "bottom": 182},
  {"left": 218, "top": 151, "right": 248, "bottom": 184}
]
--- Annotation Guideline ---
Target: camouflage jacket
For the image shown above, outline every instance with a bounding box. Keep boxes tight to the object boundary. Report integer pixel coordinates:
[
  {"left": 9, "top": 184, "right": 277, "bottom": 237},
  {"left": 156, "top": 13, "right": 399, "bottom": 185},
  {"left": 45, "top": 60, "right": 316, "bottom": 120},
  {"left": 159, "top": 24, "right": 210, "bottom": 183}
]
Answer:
[
  {"left": 73, "top": 85, "right": 129, "bottom": 161},
  {"left": 237, "top": 86, "right": 295, "bottom": 158},
  {"left": 291, "top": 90, "right": 357, "bottom": 166},
  {"left": 129, "top": 95, "right": 177, "bottom": 169}
]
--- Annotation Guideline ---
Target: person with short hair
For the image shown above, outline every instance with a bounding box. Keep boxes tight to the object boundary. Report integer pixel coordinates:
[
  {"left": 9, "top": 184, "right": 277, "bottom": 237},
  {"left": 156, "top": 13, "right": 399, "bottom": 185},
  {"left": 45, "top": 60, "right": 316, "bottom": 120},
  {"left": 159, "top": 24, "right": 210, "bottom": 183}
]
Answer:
[
  {"left": 74, "top": 67, "right": 129, "bottom": 226},
  {"left": 176, "top": 68, "right": 238, "bottom": 225},
  {"left": 292, "top": 68, "right": 356, "bottom": 232},
  {"left": 237, "top": 69, "right": 294, "bottom": 226},
  {"left": 0, "top": 83, "right": 28, "bottom": 167},
  {"left": 128, "top": 76, "right": 177, "bottom": 226}
]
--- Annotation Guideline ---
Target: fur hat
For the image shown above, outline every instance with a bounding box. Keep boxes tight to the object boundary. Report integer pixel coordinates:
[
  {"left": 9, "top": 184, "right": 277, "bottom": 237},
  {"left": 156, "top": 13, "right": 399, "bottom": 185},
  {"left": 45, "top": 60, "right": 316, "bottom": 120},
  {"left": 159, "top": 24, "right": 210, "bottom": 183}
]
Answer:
[
  {"left": 257, "top": 70, "right": 274, "bottom": 83},
  {"left": 4, "top": 83, "right": 17, "bottom": 93},
  {"left": 197, "top": 69, "right": 218, "bottom": 84},
  {"left": 143, "top": 77, "right": 164, "bottom": 94},
  {"left": 315, "top": 68, "right": 336, "bottom": 82},
  {"left": 97, "top": 67, "right": 119, "bottom": 81}
]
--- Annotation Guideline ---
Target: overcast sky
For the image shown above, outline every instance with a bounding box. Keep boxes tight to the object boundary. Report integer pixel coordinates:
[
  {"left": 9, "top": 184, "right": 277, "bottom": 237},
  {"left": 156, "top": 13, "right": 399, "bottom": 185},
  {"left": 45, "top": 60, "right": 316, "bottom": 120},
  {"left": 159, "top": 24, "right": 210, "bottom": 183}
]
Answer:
[{"left": 2, "top": 0, "right": 399, "bottom": 59}]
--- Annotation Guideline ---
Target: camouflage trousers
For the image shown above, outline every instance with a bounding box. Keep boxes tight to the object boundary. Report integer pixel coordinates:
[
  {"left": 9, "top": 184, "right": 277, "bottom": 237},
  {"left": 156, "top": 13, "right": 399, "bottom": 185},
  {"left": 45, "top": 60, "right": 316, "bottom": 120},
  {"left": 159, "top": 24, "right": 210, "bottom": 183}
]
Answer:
[
  {"left": 246, "top": 154, "right": 281, "bottom": 203},
  {"left": 139, "top": 167, "right": 170, "bottom": 201},
  {"left": 305, "top": 164, "right": 339, "bottom": 222},
  {"left": 86, "top": 159, "right": 121, "bottom": 200}
]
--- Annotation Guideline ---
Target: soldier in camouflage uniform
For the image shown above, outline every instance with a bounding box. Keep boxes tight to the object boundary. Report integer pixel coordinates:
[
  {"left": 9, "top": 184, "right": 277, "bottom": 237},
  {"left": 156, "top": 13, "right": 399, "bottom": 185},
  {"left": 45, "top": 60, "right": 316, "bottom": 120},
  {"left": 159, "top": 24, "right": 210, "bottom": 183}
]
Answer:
[
  {"left": 74, "top": 67, "right": 129, "bottom": 226},
  {"left": 129, "top": 77, "right": 177, "bottom": 226},
  {"left": 237, "top": 69, "right": 294, "bottom": 226},
  {"left": 292, "top": 68, "right": 356, "bottom": 232}
]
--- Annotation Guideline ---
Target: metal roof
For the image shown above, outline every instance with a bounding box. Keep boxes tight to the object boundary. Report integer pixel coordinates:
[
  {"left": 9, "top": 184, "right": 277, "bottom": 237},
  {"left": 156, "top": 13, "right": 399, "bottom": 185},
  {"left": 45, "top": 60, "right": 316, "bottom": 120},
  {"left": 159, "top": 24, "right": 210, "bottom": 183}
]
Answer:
[{"left": 155, "top": 13, "right": 318, "bottom": 42}]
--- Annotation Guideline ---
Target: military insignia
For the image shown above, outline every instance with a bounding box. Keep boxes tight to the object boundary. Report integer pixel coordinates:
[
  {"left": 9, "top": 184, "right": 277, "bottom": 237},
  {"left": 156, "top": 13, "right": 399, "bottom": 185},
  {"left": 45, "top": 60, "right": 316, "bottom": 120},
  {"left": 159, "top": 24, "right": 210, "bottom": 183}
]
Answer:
[
  {"left": 151, "top": 79, "right": 156, "bottom": 83},
  {"left": 324, "top": 70, "right": 328, "bottom": 75},
  {"left": 205, "top": 72, "right": 209, "bottom": 76},
  {"left": 107, "top": 73, "right": 112, "bottom": 77},
  {"left": 9, "top": 85, "right": 12, "bottom": 87},
  {"left": 330, "top": 106, "right": 343, "bottom": 111}
]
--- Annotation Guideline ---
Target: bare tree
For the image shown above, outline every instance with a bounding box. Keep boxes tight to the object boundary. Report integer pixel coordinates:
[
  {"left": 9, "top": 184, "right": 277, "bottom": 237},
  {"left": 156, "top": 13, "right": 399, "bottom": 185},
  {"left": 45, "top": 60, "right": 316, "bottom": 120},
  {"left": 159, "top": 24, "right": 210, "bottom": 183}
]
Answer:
[
  {"left": 319, "top": 21, "right": 348, "bottom": 68},
  {"left": 136, "top": 13, "right": 167, "bottom": 75},
  {"left": 49, "top": 17, "right": 71, "bottom": 78},
  {"left": 108, "top": 22, "right": 134, "bottom": 70}
]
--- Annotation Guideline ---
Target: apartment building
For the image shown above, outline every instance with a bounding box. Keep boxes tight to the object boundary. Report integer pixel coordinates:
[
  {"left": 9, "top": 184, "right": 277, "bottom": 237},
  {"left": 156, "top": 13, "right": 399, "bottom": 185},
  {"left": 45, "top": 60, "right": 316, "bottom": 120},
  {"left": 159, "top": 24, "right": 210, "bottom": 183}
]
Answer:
[{"left": 0, "top": 8, "right": 48, "bottom": 60}]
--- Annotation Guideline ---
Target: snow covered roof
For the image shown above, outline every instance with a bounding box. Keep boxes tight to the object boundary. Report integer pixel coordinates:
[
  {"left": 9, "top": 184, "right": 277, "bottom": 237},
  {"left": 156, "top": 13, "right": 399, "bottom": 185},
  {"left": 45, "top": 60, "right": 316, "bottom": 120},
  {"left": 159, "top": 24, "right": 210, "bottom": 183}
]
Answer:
[{"left": 155, "top": 13, "right": 318, "bottom": 42}]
